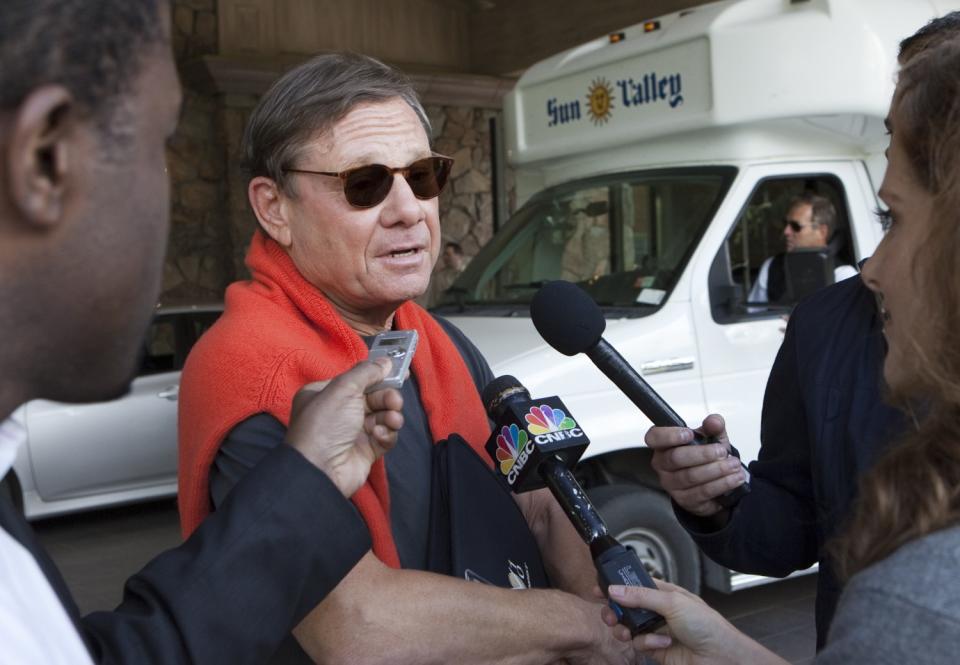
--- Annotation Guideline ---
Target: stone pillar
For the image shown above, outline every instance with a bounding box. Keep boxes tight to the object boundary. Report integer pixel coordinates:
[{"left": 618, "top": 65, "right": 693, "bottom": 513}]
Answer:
[
  {"left": 220, "top": 96, "right": 261, "bottom": 280},
  {"left": 429, "top": 106, "right": 500, "bottom": 257},
  {"left": 164, "top": 0, "right": 235, "bottom": 304}
]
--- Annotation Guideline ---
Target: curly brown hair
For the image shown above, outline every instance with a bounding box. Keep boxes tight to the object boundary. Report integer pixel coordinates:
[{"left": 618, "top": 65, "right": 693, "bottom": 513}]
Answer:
[{"left": 832, "top": 39, "right": 960, "bottom": 579}]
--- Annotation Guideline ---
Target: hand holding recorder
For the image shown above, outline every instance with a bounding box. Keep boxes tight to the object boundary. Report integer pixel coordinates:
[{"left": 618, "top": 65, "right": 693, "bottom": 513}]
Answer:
[{"left": 286, "top": 356, "right": 405, "bottom": 498}]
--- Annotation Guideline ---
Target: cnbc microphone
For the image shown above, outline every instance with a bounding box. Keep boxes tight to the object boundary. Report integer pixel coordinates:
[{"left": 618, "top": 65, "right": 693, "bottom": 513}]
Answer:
[
  {"left": 529, "top": 280, "right": 750, "bottom": 509},
  {"left": 482, "top": 376, "right": 664, "bottom": 635}
]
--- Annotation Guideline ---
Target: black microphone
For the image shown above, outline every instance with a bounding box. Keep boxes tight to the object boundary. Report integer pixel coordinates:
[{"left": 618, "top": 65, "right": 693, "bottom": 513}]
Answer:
[
  {"left": 530, "top": 280, "right": 750, "bottom": 509},
  {"left": 482, "top": 375, "right": 664, "bottom": 635}
]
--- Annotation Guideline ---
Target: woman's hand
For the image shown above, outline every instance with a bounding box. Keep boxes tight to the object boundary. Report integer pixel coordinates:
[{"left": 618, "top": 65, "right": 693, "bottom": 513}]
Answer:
[{"left": 601, "top": 581, "right": 788, "bottom": 665}]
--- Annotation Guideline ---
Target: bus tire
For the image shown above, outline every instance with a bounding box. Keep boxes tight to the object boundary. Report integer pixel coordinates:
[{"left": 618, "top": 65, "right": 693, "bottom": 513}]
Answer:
[{"left": 588, "top": 483, "right": 701, "bottom": 594}]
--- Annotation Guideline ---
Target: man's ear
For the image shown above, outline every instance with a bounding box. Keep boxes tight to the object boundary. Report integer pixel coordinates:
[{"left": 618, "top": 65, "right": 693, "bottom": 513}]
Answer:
[
  {"left": 6, "top": 86, "right": 75, "bottom": 228},
  {"left": 817, "top": 224, "right": 830, "bottom": 245},
  {"left": 249, "top": 176, "right": 293, "bottom": 247}
]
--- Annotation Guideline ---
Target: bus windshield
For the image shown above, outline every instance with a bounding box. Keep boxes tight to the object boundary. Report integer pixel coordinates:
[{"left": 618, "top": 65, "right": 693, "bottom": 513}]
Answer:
[{"left": 437, "top": 167, "right": 735, "bottom": 314}]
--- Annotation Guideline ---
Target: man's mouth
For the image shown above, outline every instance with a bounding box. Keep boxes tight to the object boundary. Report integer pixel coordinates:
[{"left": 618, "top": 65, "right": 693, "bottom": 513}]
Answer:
[{"left": 386, "top": 247, "right": 421, "bottom": 258}]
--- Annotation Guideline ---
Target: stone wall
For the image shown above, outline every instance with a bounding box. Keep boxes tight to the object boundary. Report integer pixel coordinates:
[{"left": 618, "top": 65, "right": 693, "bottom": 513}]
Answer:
[
  {"left": 163, "top": 0, "right": 232, "bottom": 304},
  {"left": 427, "top": 105, "right": 509, "bottom": 257}
]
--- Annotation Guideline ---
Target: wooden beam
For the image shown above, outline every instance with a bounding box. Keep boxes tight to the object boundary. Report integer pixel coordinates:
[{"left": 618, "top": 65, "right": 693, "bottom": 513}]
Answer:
[
  {"left": 468, "top": 0, "right": 707, "bottom": 75},
  {"left": 200, "top": 54, "right": 515, "bottom": 108}
]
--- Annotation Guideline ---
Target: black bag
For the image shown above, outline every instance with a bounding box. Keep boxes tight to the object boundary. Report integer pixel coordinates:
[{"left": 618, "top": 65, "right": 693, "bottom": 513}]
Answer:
[{"left": 427, "top": 433, "right": 550, "bottom": 589}]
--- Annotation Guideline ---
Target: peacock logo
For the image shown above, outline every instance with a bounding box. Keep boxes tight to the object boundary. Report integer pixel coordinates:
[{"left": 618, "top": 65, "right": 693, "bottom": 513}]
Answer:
[
  {"left": 495, "top": 423, "right": 529, "bottom": 476},
  {"left": 525, "top": 405, "right": 577, "bottom": 435}
]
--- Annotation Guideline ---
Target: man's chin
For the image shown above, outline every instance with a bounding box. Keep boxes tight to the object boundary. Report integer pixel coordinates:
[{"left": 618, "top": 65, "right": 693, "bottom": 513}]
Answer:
[
  {"left": 48, "top": 375, "right": 135, "bottom": 406},
  {"left": 46, "top": 353, "right": 141, "bottom": 406},
  {"left": 388, "top": 277, "right": 432, "bottom": 303}
]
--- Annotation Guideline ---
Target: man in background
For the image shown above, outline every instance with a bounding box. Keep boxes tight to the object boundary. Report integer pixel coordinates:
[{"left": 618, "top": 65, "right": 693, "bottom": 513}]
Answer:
[
  {"left": 422, "top": 241, "right": 469, "bottom": 306},
  {"left": 748, "top": 193, "right": 858, "bottom": 304}
]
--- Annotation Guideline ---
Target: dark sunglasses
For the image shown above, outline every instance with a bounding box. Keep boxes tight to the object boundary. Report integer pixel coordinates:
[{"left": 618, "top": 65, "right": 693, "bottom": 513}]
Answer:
[
  {"left": 784, "top": 219, "right": 815, "bottom": 233},
  {"left": 283, "top": 154, "right": 454, "bottom": 209}
]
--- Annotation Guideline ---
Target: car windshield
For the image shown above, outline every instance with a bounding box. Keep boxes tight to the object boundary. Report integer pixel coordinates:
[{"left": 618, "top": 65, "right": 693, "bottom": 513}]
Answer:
[{"left": 436, "top": 168, "right": 734, "bottom": 313}]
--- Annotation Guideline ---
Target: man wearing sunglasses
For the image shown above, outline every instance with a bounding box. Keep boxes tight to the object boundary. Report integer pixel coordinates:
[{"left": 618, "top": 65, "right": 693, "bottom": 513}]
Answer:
[
  {"left": 747, "top": 192, "right": 858, "bottom": 305},
  {"left": 177, "top": 53, "right": 634, "bottom": 665}
]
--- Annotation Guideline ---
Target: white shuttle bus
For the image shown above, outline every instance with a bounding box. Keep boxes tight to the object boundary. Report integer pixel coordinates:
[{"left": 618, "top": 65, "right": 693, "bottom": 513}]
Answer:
[{"left": 436, "top": 0, "right": 959, "bottom": 593}]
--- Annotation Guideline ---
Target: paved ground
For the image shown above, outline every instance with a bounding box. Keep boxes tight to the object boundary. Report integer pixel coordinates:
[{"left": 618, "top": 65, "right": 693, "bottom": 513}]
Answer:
[
  {"left": 35, "top": 499, "right": 817, "bottom": 663},
  {"left": 703, "top": 577, "right": 816, "bottom": 665}
]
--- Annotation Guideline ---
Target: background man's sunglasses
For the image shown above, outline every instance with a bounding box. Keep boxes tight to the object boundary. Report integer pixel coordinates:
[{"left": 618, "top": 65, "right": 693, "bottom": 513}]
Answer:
[
  {"left": 284, "top": 154, "right": 454, "bottom": 208},
  {"left": 784, "top": 220, "right": 816, "bottom": 233}
]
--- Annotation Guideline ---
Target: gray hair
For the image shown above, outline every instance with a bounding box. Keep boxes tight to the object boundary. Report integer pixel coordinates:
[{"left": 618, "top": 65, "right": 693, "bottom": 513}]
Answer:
[{"left": 241, "top": 52, "right": 431, "bottom": 196}]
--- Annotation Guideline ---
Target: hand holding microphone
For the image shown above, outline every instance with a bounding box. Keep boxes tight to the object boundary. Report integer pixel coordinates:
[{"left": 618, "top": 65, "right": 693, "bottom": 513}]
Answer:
[
  {"left": 529, "top": 280, "right": 750, "bottom": 512},
  {"left": 482, "top": 376, "right": 665, "bottom": 636},
  {"left": 646, "top": 414, "right": 748, "bottom": 518}
]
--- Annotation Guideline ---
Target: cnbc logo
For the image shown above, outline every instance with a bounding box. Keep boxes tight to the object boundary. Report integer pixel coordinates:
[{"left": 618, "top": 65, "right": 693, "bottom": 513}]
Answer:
[
  {"left": 494, "top": 423, "right": 532, "bottom": 485},
  {"left": 494, "top": 404, "right": 585, "bottom": 486},
  {"left": 525, "top": 405, "right": 582, "bottom": 444}
]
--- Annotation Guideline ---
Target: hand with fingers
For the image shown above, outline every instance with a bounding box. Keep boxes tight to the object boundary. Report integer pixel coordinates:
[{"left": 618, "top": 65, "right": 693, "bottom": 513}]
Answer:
[
  {"left": 599, "top": 581, "right": 787, "bottom": 665},
  {"left": 285, "top": 358, "right": 404, "bottom": 498},
  {"left": 646, "top": 415, "right": 747, "bottom": 518}
]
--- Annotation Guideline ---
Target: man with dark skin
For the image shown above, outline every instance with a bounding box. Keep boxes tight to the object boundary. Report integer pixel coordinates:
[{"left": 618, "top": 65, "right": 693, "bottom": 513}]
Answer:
[{"left": 0, "top": 2, "right": 403, "bottom": 662}]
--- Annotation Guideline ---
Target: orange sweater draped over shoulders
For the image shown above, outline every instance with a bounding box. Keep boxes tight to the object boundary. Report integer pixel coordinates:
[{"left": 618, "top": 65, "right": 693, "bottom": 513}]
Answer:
[{"left": 177, "top": 232, "right": 491, "bottom": 567}]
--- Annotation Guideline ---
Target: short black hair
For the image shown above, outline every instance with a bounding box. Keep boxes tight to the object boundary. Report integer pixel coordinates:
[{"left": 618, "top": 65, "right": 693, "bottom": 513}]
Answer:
[
  {"left": 1, "top": 1, "right": 163, "bottom": 125},
  {"left": 899, "top": 11, "right": 960, "bottom": 62}
]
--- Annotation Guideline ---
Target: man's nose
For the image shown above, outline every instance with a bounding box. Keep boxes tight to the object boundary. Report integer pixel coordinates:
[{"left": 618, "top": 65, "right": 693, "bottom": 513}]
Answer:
[{"left": 380, "top": 174, "right": 424, "bottom": 227}]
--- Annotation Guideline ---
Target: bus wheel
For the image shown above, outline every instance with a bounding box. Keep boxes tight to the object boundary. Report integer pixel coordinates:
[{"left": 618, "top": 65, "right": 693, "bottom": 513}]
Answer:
[{"left": 589, "top": 484, "right": 701, "bottom": 594}]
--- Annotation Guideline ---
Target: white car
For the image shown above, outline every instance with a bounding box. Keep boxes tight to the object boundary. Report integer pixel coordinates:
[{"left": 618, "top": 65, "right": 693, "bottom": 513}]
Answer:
[{"left": 1, "top": 305, "right": 222, "bottom": 520}]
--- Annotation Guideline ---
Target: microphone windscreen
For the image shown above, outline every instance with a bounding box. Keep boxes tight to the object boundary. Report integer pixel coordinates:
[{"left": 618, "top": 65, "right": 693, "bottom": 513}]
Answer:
[{"left": 530, "top": 281, "right": 605, "bottom": 356}]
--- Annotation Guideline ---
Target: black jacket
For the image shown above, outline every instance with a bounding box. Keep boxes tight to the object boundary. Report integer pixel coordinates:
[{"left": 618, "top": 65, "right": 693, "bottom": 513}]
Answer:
[
  {"left": 0, "top": 444, "right": 370, "bottom": 664},
  {"left": 677, "top": 275, "right": 906, "bottom": 648}
]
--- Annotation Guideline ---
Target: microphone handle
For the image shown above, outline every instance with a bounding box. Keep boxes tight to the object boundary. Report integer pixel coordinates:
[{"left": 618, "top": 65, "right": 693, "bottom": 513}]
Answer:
[
  {"left": 585, "top": 338, "right": 751, "bottom": 508},
  {"left": 592, "top": 536, "right": 666, "bottom": 635},
  {"left": 538, "top": 456, "right": 608, "bottom": 543},
  {"left": 538, "top": 456, "right": 664, "bottom": 635}
]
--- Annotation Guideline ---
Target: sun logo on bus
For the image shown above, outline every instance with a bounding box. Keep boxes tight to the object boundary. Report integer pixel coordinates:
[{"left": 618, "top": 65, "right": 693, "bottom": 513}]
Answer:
[{"left": 586, "top": 77, "right": 614, "bottom": 125}]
